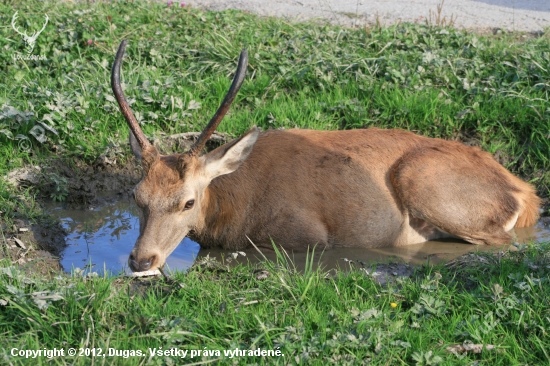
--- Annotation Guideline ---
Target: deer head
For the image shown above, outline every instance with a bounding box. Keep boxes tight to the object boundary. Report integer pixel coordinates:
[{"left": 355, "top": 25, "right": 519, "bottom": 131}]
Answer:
[
  {"left": 111, "top": 40, "right": 259, "bottom": 272},
  {"left": 11, "top": 11, "right": 48, "bottom": 55}
]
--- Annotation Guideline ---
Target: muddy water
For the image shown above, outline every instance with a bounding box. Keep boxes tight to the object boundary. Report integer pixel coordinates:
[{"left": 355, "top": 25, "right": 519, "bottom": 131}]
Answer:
[
  {"left": 47, "top": 197, "right": 550, "bottom": 275},
  {"left": 200, "top": 229, "right": 548, "bottom": 271}
]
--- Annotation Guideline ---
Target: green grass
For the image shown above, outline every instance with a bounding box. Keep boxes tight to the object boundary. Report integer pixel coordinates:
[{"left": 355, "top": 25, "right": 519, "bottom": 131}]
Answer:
[
  {"left": 1, "top": 243, "right": 550, "bottom": 365},
  {"left": 1, "top": 1, "right": 550, "bottom": 364}
]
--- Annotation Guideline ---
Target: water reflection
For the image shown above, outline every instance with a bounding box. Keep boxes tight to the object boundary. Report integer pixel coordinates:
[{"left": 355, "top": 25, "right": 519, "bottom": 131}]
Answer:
[
  {"left": 196, "top": 224, "right": 550, "bottom": 272},
  {"left": 47, "top": 198, "right": 199, "bottom": 276}
]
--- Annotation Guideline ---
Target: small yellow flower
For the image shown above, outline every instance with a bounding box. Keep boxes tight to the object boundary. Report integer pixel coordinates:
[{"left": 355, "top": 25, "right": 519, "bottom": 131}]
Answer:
[{"left": 390, "top": 302, "right": 398, "bottom": 308}]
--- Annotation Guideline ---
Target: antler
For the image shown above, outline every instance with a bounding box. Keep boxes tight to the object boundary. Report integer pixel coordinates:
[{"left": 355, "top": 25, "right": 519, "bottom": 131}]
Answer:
[
  {"left": 111, "top": 40, "right": 151, "bottom": 150},
  {"left": 32, "top": 14, "right": 49, "bottom": 39},
  {"left": 187, "top": 49, "right": 248, "bottom": 156},
  {"left": 11, "top": 12, "right": 27, "bottom": 38}
]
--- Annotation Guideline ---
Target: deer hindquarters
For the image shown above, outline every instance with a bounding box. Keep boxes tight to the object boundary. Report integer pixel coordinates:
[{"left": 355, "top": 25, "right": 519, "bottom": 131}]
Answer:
[{"left": 389, "top": 142, "right": 540, "bottom": 245}]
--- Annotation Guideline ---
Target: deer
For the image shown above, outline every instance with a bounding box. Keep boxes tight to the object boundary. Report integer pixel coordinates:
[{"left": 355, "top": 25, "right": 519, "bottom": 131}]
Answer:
[{"left": 111, "top": 40, "right": 541, "bottom": 273}]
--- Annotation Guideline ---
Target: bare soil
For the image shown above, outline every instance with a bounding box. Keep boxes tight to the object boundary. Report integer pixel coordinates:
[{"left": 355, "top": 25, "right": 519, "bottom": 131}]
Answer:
[{"left": 0, "top": 219, "right": 65, "bottom": 278}]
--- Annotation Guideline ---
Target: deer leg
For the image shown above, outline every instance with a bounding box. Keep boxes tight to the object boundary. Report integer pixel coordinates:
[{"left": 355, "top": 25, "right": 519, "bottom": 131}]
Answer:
[{"left": 390, "top": 144, "right": 523, "bottom": 245}]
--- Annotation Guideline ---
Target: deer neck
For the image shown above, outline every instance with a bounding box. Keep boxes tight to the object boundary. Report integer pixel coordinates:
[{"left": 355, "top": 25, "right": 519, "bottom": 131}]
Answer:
[{"left": 190, "top": 179, "right": 244, "bottom": 248}]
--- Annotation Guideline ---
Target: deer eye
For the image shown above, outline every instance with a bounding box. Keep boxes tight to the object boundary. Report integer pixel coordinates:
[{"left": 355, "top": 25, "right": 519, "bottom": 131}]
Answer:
[{"left": 184, "top": 199, "right": 195, "bottom": 210}]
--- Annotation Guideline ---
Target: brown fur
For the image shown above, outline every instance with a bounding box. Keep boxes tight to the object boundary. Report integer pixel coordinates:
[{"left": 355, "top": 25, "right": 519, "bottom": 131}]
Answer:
[{"left": 129, "top": 127, "right": 541, "bottom": 270}]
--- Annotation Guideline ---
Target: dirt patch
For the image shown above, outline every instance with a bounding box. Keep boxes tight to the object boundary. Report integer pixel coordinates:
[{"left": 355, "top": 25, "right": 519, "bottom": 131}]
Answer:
[
  {"left": 361, "top": 262, "right": 416, "bottom": 286},
  {"left": 9, "top": 132, "right": 229, "bottom": 209},
  {"left": 1, "top": 219, "right": 65, "bottom": 278}
]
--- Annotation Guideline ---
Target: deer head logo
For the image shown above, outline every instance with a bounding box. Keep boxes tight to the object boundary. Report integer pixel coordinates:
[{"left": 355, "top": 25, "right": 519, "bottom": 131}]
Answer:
[{"left": 11, "top": 11, "right": 49, "bottom": 55}]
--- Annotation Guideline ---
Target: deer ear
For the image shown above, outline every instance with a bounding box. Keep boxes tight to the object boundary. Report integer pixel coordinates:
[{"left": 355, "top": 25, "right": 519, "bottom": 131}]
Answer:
[
  {"left": 201, "top": 127, "right": 259, "bottom": 181},
  {"left": 141, "top": 145, "right": 160, "bottom": 174},
  {"left": 129, "top": 130, "right": 159, "bottom": 173}
]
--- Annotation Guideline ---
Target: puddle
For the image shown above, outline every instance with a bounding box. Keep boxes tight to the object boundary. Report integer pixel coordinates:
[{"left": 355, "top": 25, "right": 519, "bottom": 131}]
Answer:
[
  {"left": 46, "top": 196, "right": 200, "bottom": 276},
  {"left": 196, "top": 223, "right": 550, "bottom": 272},
  {"left": 47, "top": 196, "right": 550, "bottom": 275}
]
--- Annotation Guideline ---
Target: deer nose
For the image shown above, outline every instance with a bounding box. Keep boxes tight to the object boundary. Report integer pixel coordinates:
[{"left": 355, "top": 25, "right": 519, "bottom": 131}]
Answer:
[{"left": 128, "top": 254, "right": 153, "bottom": 272}]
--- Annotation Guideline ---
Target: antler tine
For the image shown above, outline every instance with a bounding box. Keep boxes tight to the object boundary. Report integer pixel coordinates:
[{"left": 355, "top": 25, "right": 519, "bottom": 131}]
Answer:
[
  {"left": 188, "top": 49, "right": 249, "bottom": 156},
  {"left": 38, "top": 14, "right": 49, "bottom": 34},
  {"left": 111, "top": 40, "right": 151, "bottom": 149},
  {"left": 11, "top": 12, "right": 26, "bottom": 37}
]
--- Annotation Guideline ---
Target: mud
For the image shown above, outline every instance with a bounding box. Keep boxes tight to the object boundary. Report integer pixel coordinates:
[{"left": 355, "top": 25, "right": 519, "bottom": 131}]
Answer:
[
  {"left": 8, "top": 132, "right": 229, "bottom": 208},
  {"left": 0, "top": 218, "right": 65, "bottom": 278}
]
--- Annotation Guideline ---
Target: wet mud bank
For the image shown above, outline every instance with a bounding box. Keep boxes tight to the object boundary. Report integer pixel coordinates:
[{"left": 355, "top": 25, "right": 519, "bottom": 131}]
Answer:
[
  {"left": 2, "top": 131, "right": 550, "bottom": 280},
  {"left": 0, "top": 219, "right": 65, "bottom": 278},
  {"left": 1, "top": 145, "right": 144, "bottom": 278}
]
